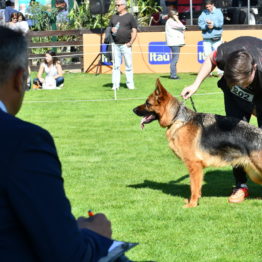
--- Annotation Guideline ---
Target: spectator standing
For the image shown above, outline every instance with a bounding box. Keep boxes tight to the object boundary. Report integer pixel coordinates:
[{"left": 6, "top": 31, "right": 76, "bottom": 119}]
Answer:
[
  {"left": 165, "top": 9, "right": 185, "bottom": 80},
  {"left": 181, "top": 36, "right": 262, "bottom": 204},
  {"left": 55, "top": 0, "right": 68, "bottom": 23},
  {"left": 0, "top": 25, "right": 113, "bottom": 262},
  {"left": 0, "top": 8, "right": 5, "bottom": 24},
  {"left": 198, "top": 0, "right": 223, "bottom": 76},
  {"left": 4, "top": 0, "right": 18, "bottom": 22},
  {"left": 33, "top": 50, "right": 64, "bottom": 89},
  {"left": 19, "top": 3, "right": 27, "bottom": 15},
  {"left": 25, "top": 0, "right": 39, "bottom": 28},
  {"left": 150, "top": 8, "right": 162, "bottom": 26},
  {"left": 109, "top": 0, "right": 137, "bottom": 90}
]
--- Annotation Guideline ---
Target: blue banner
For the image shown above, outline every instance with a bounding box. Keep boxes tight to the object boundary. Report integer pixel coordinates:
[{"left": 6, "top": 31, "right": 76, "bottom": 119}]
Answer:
[{"left": 148, "top": 42, "right": 171, "bottom": 65}]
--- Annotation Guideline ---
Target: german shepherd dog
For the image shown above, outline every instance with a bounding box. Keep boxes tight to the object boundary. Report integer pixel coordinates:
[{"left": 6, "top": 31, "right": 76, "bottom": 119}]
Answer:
[{"left": 133, "top": 79, "right": 262, "bottom": 207}]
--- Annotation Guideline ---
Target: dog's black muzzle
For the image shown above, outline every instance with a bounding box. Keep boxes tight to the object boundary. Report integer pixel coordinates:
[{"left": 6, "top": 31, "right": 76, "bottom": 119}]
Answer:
[{"left": 133, "top": 106, "right": 146, "bottom": 117}]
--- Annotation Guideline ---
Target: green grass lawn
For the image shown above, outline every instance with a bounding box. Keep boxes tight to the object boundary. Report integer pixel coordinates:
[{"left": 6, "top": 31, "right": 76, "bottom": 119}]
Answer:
[{"left": 19, "top": 73, "right": 262, "bottom": 261}]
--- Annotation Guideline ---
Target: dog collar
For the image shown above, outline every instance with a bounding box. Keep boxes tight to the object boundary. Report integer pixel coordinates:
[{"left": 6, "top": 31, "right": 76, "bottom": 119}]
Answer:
[{"left": 172, "top": 103, "right": 194, "bottom": 124}]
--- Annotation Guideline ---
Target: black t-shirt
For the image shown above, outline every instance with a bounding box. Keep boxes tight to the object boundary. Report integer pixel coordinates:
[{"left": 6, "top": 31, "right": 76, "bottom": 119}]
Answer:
[
  {"left": 109, "top": 13, "right": 137, "bottom": 44},
  {"left": 216, "top": 36, "right": 262, "bottom": 73},
  {"left": 214, "top": 36, "right": 262, "bottom": 106}
]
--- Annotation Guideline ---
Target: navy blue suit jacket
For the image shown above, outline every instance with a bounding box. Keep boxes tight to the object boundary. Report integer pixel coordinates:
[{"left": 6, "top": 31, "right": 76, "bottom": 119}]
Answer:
[{"left": 0, "top": 110, "right": 112, "bottom": 261}]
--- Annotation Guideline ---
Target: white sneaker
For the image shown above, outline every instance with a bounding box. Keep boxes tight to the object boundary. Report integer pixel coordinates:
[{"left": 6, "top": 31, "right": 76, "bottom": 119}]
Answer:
[{"left": 127, "top": 86, "right": 135, "bottom": 90}]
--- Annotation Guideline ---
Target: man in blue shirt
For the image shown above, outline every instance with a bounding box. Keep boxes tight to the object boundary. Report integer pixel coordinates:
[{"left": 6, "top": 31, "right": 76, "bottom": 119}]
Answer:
[
  {"left": 198, "top": 0, "right": 224, "bottom": 76},
  {"left": 4, "top": 0, "right": 18, "bottom": 22}
]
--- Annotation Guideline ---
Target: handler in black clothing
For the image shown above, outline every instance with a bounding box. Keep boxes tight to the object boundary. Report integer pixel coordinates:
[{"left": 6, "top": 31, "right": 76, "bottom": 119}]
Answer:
[
  {"left": 181, "top": 36, "right": 262, "bottom": 204},
  {"left": 0, "top": 26, "right": 113, "bottom": 261}
]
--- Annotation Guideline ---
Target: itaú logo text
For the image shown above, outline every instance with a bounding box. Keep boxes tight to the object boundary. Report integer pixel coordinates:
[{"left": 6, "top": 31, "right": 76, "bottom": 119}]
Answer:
[
  {"left": 197, "top": 41, "right": 205, "bottom": 64},
  {"left": 148, "top": 42, "right": 170, "bottom": 65}
]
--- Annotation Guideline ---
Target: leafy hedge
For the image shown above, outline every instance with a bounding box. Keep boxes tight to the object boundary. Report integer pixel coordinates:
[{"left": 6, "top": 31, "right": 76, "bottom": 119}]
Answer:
[{"left": 29, "top": 0, "right": 160, "bottom": 31}]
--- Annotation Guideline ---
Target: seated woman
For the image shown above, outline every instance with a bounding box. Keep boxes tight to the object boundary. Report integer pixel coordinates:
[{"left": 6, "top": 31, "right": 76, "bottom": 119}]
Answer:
[{"left": 33, "top": 50, "right": 64, "bottom": 89}]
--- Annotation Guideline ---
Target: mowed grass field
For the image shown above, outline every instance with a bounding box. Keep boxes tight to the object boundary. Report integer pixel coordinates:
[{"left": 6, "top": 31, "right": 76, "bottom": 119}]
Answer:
[{"left": 19, "top": 73, "right": 262, "bottom": 262}]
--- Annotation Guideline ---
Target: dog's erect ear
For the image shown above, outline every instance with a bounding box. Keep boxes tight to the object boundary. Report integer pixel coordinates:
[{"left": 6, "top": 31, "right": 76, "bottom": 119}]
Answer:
[{"left": 154, "top": 78, "right": 169, "bottom": 98}]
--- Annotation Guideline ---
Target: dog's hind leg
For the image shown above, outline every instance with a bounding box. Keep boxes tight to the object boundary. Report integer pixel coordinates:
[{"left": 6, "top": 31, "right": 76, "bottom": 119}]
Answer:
[
  {"left": 184, "top": 161, "right": 204, "bottom": 208},
  {"left": 244, "top": 152, "right": 262, "bottom": 184}
]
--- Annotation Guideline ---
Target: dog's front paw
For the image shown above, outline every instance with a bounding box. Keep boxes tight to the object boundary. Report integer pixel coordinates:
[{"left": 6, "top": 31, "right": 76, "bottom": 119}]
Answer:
[{"left": 183, "top": 199, "right": 198, "bottom": 208}]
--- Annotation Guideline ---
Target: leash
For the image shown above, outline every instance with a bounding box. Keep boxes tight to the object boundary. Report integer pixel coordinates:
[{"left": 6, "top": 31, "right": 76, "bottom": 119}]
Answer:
[
  {"left": 182, "top": 97, "right": 197, "bottom": 112},
  {"left": 189, "top": 97, "right": 197, "bottom": 112}
]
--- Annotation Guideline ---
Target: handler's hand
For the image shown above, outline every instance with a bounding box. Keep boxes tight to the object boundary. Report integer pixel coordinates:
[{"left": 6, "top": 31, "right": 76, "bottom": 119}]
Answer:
[
  {"left": 77, "top": 213, "right": 112, "bottom": 239},
  {"left": 181, "top": 84, "right": 198, "bottom": 99}
]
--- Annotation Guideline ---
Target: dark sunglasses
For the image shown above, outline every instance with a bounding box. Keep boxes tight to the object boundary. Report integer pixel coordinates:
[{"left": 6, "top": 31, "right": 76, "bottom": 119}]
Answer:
[{"left": 115, "top": 4, "right": 123, "bottom": 7}]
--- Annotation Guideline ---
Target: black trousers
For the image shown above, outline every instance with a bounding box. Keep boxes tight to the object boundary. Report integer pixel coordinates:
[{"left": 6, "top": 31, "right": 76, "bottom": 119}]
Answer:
[{"left": 218, "top": 77, "right": 262, "bottom": 187}]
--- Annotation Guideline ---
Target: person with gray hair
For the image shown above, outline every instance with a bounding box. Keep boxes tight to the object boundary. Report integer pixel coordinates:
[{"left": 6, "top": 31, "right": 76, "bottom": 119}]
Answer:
[
  {"left": 0, "top": 25, "right": 28, "bottom": 104},
  {"left": 109, "top": 0, "right": 137, "bottom": 90},
  {"left": 0, "top": 26, "right": 113, "bottom": 261}
]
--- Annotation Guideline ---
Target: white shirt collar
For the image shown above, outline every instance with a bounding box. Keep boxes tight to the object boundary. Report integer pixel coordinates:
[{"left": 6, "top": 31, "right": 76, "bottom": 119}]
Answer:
[
  {"left": 210, "top": 6, "right": 216, "bottom": 13},
  {"left": 0, "top": 101, "right": 7, "bottom": 113}
]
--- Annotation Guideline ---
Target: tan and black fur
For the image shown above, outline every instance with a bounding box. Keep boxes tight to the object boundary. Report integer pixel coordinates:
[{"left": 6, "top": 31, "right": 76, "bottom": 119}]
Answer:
[{"left": 133, "top": 79, "right": 262, "bottom": 207}]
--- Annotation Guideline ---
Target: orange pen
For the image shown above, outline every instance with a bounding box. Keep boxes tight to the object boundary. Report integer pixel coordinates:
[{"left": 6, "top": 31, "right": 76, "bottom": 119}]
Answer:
[{"left": 88, "top": 210, "right": 94, "bottom": 217}]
